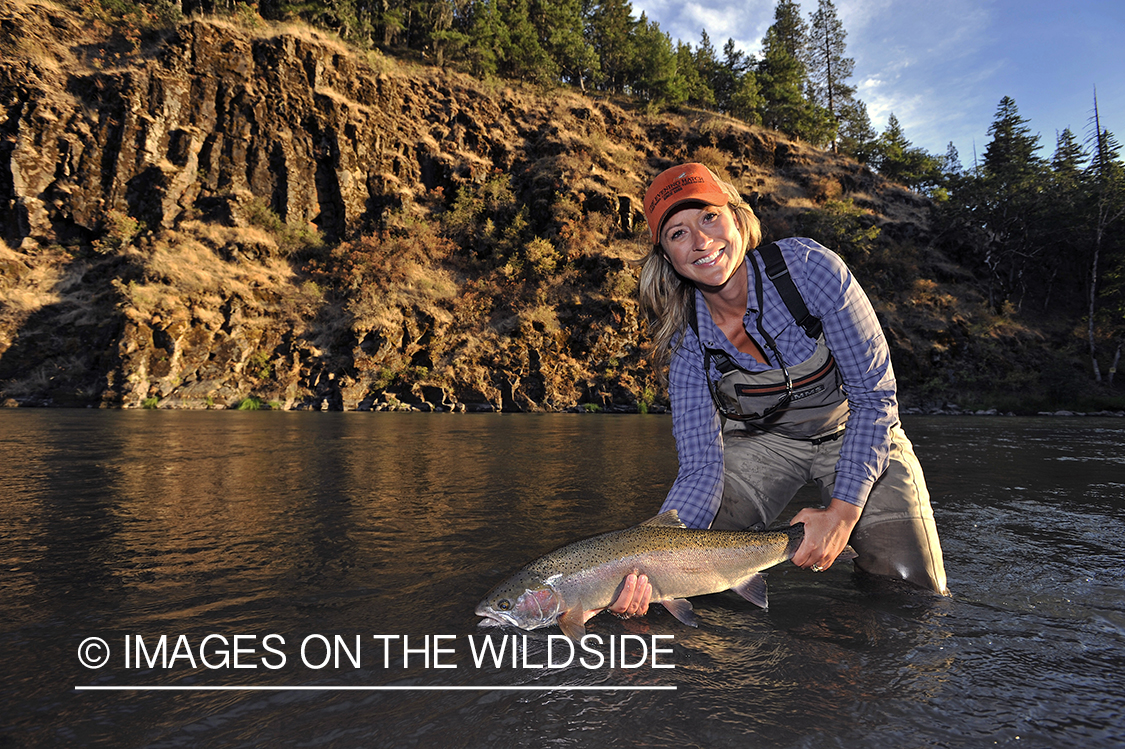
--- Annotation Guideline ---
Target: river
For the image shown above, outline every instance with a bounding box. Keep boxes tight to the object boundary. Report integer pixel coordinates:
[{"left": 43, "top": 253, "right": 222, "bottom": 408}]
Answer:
[{"left": 2, "top": 411, "right": 1123, "bottom": 747}]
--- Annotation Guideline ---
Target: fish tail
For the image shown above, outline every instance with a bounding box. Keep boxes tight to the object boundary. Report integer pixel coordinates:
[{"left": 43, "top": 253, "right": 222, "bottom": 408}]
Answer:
[
  {"left": 783, "top": 524, "right": 856, "bottom": 562},
  {"left": 785, "top": 523, "right": 805, "bottom": 558}
]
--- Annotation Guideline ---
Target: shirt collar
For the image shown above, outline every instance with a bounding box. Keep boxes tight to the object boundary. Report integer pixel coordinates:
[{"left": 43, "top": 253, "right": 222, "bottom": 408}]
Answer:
[{"left": 692, "top": 261, "right": 756, "bottom": 350}]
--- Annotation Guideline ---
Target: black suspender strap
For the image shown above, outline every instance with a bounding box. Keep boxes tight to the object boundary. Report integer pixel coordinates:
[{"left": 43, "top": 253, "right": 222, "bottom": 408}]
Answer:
[{"left": 755, "top": 242, "right": 823, "bottom": 339}]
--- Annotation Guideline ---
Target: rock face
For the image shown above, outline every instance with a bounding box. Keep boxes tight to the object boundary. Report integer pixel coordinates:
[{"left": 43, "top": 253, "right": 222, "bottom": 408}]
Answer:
[
  {"left": 0, "top": 1, "right": 935, "bottom": 410},
  {"left": 4, "top": 13, "right": 511, "bottom": 245}
]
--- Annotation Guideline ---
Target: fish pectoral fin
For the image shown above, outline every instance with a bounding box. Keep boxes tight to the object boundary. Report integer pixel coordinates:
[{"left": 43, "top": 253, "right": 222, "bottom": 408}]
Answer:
[
  {"left": 661, "top": 598, "right": 698, "bottom": 628},
  {"left": 731, "top": 573, "right": 769, "bottom": 609},
  {"left": 557, "top": 608, "right": 587, "bottom": 641},
  {"left": 836, "top": 545, "right": 858, "bottom": 562}
]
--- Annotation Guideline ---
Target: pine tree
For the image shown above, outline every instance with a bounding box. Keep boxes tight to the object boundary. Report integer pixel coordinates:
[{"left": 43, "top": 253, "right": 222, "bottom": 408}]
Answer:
[
  {"left": 1052, "top": 127, "right": 1087, "bottom": 181},
  {"left": 691, "top": 31, "right": 721, "bottom": 108},
  {"left": 807, "top": 0, "right": 855, "bottom": 150},
  {"left": 1083, "top": 91, "right": 1125, "bottom": 382},
  {"left": 770, "top": 0, "right": 808, "bottom": 60},
  {"left": 714, "top": 38, "right": 749, "bottom": 113},
  {"left": 873, "top": 113, "right": 909, "bottom": 170},
  {"left": 871, "top": 114, "right": 942, "bottom": 192},
  {"left": 465, "top": 0, "right": 510, "bottom": 77},
  {"left": 371, "top": 0, "right": 407, "bottom": 47},
  {"left": 1037, "top": 128, "right": 1089, "bottom": 309},
  {"left": 983, "top": 96, "right": 1044, "bottom": 188},
  {"left": 941, "top": 142, "right": 963, "bottom": 178},
  {"left": 505, "top": 0, "right": 559, "bottom": 82},
  {"left": 835, "top": 99, "right": 876, "bottom": 161},
  {"left": 730, "top": 71, "right": 763, "bottom": 125},
  {"left": 429, "top": 0, "right": 478, "bottom": 68},
  {"left": 531, "top": 0, "right": 598, "bottom": 89},
  {"left": 628, "top": 15, "right": 686, "bottom": 106},
  {"left": 677, "top": 41, "right": 715, "bottom": 108},
  {"left": 756, "top": 12, "right": 830, "bottom": 143},
  {"left": 756, "top": 27, "right": 805, "bottom": 131},
  {"left": 587, "top": 0, "right": 638, "bottom": 93},
  {"left": 977, "top": 97, "right": 1048, "bottom": 310}
]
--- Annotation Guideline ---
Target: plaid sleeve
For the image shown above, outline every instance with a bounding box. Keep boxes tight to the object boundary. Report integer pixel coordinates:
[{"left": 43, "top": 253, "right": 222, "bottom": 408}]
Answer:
[
  {"left": 783, "top": 238, "right": 899, "bottom": 508},
  {"left": 657, "top": 330, "right": 726, "bottom": 529}
]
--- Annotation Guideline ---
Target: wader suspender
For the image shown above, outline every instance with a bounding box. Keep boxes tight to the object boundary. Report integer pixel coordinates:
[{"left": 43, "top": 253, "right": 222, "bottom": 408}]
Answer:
[
  {"left": 688, "top": 242, "right": 822, "bottom": 374},
  {"left": 756, "top": 242, "right": 822, "bottom": 339}
]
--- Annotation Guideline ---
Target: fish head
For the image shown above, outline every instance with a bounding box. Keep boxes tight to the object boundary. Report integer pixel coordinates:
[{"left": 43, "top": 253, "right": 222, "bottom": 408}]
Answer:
[{"left": 475, "top": 572, "right": 564, "bottom": 632}]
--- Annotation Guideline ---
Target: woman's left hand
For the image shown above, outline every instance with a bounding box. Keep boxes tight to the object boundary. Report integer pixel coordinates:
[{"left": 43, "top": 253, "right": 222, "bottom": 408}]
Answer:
[
  {"left": 790, "top": 498, "right": 862, "bottom": 571},
  {"left": 583, "top": 573, "right": 651, "bottom": 623}
]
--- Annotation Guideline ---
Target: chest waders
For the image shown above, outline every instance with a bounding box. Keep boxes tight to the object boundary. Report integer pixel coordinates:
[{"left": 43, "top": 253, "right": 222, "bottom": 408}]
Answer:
[
  {"left": 691, "top": 242, "right": 850, "bottom": 441},
  {"left": 694, "top": 243, "right": 950, "bottom": 596}
]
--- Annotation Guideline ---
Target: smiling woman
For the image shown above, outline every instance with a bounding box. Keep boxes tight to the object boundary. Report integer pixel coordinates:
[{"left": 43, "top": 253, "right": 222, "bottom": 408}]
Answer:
[{"left": 622, "top": 162, "right": 949, "bottom": 618}]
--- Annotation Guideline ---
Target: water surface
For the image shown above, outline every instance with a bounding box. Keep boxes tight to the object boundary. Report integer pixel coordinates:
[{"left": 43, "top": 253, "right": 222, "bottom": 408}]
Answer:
[{"left": 2, "top": 411, "right": 1123, "bottom": 747}]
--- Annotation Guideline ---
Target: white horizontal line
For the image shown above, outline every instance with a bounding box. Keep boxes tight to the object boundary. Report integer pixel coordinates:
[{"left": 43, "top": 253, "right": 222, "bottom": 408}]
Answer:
[{"left": 75, "top": 685, "right": 676, "bottom": 692}]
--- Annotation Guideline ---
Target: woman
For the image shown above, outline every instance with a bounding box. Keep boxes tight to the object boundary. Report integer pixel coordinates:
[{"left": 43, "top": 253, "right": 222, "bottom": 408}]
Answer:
[{"left": 606, "top": 163, "right": 948, "bottom": 620}]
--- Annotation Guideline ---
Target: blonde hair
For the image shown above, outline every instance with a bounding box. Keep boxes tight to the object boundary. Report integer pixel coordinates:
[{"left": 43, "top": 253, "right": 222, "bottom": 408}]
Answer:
[{"left": 638, "top": 170, "right": 762, "bottom": 380}]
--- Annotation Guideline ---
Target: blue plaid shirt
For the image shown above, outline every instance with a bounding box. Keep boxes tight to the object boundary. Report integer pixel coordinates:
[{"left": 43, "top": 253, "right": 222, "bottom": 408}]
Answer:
[{"left": 658, "top": 237, "right": 900, "bottom": 529}]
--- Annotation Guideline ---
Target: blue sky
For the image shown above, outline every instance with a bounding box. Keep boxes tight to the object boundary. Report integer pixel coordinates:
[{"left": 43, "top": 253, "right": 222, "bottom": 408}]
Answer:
[{"left": 630, "top": 0, "right": 1125, "bottom": 166}]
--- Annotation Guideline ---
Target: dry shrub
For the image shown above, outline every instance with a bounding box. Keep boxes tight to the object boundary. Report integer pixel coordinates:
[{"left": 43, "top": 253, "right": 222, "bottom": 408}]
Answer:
[
  {"left": 242, "top": 199, "right": 324, "bottom": 258},
  {"left": 517, "top": 304, "right": 561, "bottom": 338},
  {"left": 319, "top": 208, "right": 455, "bottom": 291},
  {"left": 559, "top": 211, "right": 617, "bottom": 259},
  {"left": 690, "top": 146, "right": 731, "bottom": 177},
  {"left": 442, "top": 174, "right": 517, "bottom": 255},
  {"left": 807, "top": 175, "right": 843, "bottom": 203},
  {"left": 520, "top": 237, "right": 560, "bottom": 280},
  {"left": 336, "top": 210, "right": 460, "bottom": 341},
  {"left": 0, "top": 246, "right": 67, "bottom": 357}
]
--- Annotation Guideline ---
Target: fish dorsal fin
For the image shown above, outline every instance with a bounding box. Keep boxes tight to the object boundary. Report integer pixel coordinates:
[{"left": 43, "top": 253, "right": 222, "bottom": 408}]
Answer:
[{"left": 639, "top": 509, "right": 687, "bottom": 528}]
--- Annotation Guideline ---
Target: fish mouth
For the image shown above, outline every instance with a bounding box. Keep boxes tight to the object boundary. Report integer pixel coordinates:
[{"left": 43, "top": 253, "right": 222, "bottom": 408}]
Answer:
[
  {"left": 477, "top": 614, "right": 517, "bottom": 630},
  {"left": 475, "top": 606, "right": 518, "bottom": 629},
  {"left": 693, "top": 247, "right": 725, "bottom": 266}
]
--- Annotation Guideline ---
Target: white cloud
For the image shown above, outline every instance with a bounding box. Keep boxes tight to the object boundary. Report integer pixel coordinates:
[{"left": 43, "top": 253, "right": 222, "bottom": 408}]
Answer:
[{"left": 633, "top": 0, "right": 775, "bottom": 56}]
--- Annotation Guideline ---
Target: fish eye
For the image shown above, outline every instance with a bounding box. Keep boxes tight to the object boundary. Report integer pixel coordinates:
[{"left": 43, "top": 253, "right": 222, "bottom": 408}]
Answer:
[{"left": 497, "top": 599, "right": 512, "bottom": 611}]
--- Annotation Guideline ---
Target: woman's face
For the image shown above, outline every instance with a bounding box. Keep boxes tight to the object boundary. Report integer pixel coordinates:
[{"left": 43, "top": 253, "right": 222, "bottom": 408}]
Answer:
[{"left": 660, "top": 204, "right": 746, "bottom": 291}]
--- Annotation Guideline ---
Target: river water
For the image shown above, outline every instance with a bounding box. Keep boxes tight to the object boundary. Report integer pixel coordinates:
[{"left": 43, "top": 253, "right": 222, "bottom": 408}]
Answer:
[{"left": 2, "top": 411, "right": 1123, "bottom": 748}]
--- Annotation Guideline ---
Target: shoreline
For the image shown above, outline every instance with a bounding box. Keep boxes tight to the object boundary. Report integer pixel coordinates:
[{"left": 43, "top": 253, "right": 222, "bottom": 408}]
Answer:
[{"left": 2, "top": 399, "right": 1123, "bottom": 418}]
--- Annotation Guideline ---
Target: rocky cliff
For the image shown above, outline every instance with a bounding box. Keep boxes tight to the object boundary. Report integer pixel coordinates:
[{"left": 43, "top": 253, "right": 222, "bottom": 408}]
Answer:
[{"left": 2, "top": 0, "right": 1006, "bottom": 412}]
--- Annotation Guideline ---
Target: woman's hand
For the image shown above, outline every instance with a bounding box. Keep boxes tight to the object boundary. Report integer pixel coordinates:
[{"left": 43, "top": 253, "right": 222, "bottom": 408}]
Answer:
[
  {"left": 790, "top": 498, "right": 862, "bottom": 571},
  {"left": 583, "top": 573, "right": 652, "bottom": 623}
]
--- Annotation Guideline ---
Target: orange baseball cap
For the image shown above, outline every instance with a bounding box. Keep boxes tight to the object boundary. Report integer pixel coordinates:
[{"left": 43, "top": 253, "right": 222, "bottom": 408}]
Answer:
[{"left": 643, "top": 163, "right": 730, "bottom": 245}]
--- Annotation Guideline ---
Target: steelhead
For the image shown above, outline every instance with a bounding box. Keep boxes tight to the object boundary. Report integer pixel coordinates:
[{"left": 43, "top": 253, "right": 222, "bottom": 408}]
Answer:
[{"left": 476, "top": 509, "right": 856, "bottom": 640}]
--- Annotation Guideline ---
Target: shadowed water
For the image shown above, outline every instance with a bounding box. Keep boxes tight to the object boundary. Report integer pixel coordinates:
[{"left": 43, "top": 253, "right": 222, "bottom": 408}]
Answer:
[{"left": 1, "top": 411, "right": 1123, "bottom": 747}]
